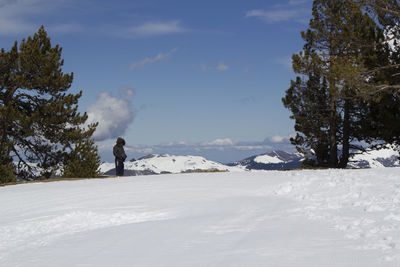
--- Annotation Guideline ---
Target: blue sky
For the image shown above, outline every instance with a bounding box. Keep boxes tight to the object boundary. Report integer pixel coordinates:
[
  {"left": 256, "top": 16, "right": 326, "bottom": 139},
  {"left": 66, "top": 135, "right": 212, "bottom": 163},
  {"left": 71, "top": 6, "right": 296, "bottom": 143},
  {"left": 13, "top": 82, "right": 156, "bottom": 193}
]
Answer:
[{"left": 0, "top": 0, "right": 313, "bottom": 163}]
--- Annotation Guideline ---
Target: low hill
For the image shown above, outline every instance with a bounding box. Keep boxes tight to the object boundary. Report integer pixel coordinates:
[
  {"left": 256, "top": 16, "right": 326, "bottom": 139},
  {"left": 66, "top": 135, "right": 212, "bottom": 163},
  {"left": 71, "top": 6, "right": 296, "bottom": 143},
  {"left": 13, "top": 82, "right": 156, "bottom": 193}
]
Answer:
[
  {"left": 228, "top": 150, "right": 304, "bottom": 170},
  {"left": 100, "top": 154, "right": 244, "bottom": 175}
]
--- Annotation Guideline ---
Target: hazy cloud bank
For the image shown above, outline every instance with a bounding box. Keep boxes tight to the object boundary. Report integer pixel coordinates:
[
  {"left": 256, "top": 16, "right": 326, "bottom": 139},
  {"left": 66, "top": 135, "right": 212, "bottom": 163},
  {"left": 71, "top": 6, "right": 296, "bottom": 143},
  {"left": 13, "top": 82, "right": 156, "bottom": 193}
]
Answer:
[{"left": 97, "top": 136, "right": 295, "bottom": 163}]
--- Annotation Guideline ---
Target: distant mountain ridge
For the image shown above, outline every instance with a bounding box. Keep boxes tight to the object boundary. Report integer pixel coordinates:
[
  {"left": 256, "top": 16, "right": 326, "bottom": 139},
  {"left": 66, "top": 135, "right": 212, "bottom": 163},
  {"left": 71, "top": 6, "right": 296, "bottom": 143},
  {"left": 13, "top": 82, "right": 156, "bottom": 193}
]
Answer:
[
  {"left": 100, "top": 147, "right": 400, "bottom": 176},
  {"left": 228, "top": 150, "right": 304, "bottom": 170},
  {"left": 101, "top": 154, "right": 244, "bottom": 176},
  {"left": 230, "top": 147, "right": 400, "bottom": 170}
]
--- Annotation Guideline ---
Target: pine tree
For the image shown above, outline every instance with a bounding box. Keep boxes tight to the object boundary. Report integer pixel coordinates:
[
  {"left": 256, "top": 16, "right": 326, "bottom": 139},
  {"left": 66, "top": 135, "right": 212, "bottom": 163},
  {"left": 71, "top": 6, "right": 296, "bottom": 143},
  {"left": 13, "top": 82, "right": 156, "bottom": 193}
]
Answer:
[
  {"left": 283, "top": 0, "right": 385, "bottom": 168},
  {"left": 283, "top": 52, "right": 331, "bottom": 167},
  {"left": 361, "top": 1, "right": 400, "bottom": 28},
  {"left": 355, "top": 0, "right": 400, "bottom": 148},
  {"left": 63, "top": 138, "right": 101, "bottom": 178},
  {"left": 0, "top": 26, "right": 99, "bottom": 182}
]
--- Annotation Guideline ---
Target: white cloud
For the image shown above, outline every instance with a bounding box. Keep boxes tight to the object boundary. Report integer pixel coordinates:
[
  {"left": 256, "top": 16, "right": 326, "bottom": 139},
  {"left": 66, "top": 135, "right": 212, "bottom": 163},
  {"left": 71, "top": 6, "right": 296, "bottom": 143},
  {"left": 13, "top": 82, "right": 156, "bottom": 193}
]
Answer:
[
  {"left": 198, "top": 61, "right": 230, "bottom": 72},
  {"left": 203, "top": 138, "right": 234, "bottom": 146},
  {"left": 0, "top": 0, "right": 15, "bottom": 8},
  {"left": 131, "top": 137, "right": 292, "bottom": 152},
  {"left": 125, "top": 147, "right": 153, "bottom": 154},
  {"left": 246, "top": 9, "right": 307, "bottom": 23},
  {"left": 86, "top": 87, "right": 135, "bottom": 141},
  {"left": 216, "top": 62, "right": 229, "bottom": 71},
  {"left": 130, "top": 48, "right": 178, "bottom": 70},
  {"left": 0, "top": 0, "right": 83, "bottom": 35},
  {"left": 0, "top": 0, "right": 36, "bottom": 35},
  {"left": 160, "top": 141, "right": 189, "bottom": 147},
  {"left": 235, "top": 145, "right": 271, "bottom": 151},
  {"left": 245, "top": 9, "right": 267, "bottom": 19},
  {"left": 276, "top": 56, "right": 293, "bottom": 70},
  {"left": 267, "top": 134, "right": 295, "bottom": 143},
  {"left": 0, "top": 17, "right": 35, "bottom": 35},
  {"left": 124, "top": 21, "right": 186, "bottom": 38},
  {"left": 0, "top": 1, "right": 187, "bottom": 38},
  {"left": 199, "top": 64, "right": 208, "bottom": 71},
  {"left": 271, "top": 135, "right": 286, "bottom": 143},
  {"left": 288, "top": 0, "right": 309, "bottom": 5},
  {"left": 47, "top": 23, "right": 84, "bottom": 34},
  {"left": 245, "top": 1, "right": 311, "bottom": 24},
  {"left": 96, "top": 136, "right": 295, "bottom": 162}
]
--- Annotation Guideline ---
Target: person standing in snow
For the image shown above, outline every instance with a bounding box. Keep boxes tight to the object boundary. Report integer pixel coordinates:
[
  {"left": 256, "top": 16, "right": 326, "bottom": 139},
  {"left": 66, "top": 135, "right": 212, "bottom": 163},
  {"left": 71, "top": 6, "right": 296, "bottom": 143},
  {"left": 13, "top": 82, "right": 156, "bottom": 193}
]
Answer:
[{"left": 113, "top": 137, "right": 127, "bottom": 176}]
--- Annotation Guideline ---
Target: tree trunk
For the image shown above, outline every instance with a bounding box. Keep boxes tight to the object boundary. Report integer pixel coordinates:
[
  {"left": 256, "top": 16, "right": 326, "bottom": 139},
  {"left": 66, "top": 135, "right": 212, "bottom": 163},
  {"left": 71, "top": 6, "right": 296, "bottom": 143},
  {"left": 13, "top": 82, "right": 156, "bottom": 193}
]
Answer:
[
  {"left": 0, "top": 118, "right": 9, "bottom": 164},
  {"left": 329, "top": 96, "right": 338, "bottom": 168},
  {"left": 339, "top": 99, "right": 350, "bottom": 168}
]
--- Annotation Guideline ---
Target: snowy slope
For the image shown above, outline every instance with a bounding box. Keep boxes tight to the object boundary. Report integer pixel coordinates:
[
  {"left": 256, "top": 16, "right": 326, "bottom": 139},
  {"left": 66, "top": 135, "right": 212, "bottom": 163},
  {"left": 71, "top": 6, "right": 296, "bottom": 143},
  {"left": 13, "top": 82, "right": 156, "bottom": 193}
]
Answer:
[
  {"left": 231, "top": 150, "right": 304, "bottom": 170},
  {"left": 98, "top": 162, "right": 115, "bottom": 174},
  {"left": 231, "top": 147, "right": 400, "bottom": 170},
  {"left": 101, "top": 154, "right": 244, "bottom": 175},
  {"left": 349, "top": 146, "right": 400, "bottom": 168},
  {"left": 254, "top": 154, "right": 284, "bottom": 164},
  {"left": 1, "top": 169, "right": 400, "bottom": 266}
]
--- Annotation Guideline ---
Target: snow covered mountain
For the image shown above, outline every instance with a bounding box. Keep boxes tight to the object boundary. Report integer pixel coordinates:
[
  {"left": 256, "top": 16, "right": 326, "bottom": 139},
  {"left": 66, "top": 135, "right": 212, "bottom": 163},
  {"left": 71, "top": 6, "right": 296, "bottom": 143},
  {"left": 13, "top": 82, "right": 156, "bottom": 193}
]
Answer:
[
  {"left": 230, "top": 147, "right": 400, "bottom": 170},
  {"left": 100, "top": 147, "right": 400, "bottom": 176},
  {"left": 229, "top": 150, "right": 304, "bottom": 170},
  {"left": 100, "top": 154, "right": 244, "bottom": 175}
]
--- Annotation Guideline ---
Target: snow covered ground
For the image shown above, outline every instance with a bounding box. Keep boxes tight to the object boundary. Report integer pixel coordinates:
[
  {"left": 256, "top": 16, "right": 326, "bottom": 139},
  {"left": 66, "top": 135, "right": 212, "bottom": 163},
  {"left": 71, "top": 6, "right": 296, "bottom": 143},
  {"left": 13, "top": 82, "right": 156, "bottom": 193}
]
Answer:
[{"left": 1, "top": 168, "right": 400, "bottom": 266}]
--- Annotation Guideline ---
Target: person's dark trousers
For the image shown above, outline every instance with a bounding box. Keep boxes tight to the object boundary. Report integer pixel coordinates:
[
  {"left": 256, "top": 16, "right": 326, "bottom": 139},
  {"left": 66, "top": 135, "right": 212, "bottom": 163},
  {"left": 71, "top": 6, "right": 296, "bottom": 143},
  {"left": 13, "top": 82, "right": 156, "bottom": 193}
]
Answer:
[{"left": 115, "top": 160, "right": 124, "bottom": 176}]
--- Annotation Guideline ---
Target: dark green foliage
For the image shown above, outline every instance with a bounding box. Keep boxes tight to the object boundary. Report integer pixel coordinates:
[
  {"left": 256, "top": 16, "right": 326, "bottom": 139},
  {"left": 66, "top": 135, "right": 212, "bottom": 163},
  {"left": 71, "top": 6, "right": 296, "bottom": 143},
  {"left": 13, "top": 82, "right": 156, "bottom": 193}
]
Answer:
[
  {"left": 283, "top": 0, "right": 387, "bottom": 168},
  {"left": 0, "top": 162, "right": 15, "bottom": 184},
  {"left": 63, "top": 138, "right": 101, "bottom": 178},
  {"left": 360, "top": 91, "right": 400, "bottom": 147},
  {"left": 361, "top": 0, "right": 400, "bottom": 27},
  {"left": 351, "top": 1, "right": 400, "bottom": 149},
  {"left": 283, "top": 52, "right": 331, "bottom": 166},
  {"left": 301, "top": 157, "right": 318, "bottom": 169},
  {"left": 0, "top": 26, "right": 99, "bottom": 182}
]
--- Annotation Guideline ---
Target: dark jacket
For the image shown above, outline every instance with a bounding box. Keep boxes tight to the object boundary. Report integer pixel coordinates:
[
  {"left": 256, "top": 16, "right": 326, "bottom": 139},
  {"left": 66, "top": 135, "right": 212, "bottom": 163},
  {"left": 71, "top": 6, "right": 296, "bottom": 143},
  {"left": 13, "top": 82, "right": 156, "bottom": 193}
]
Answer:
[{"left": 113, "top": 138, "right": 127, "bottom": 162}]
